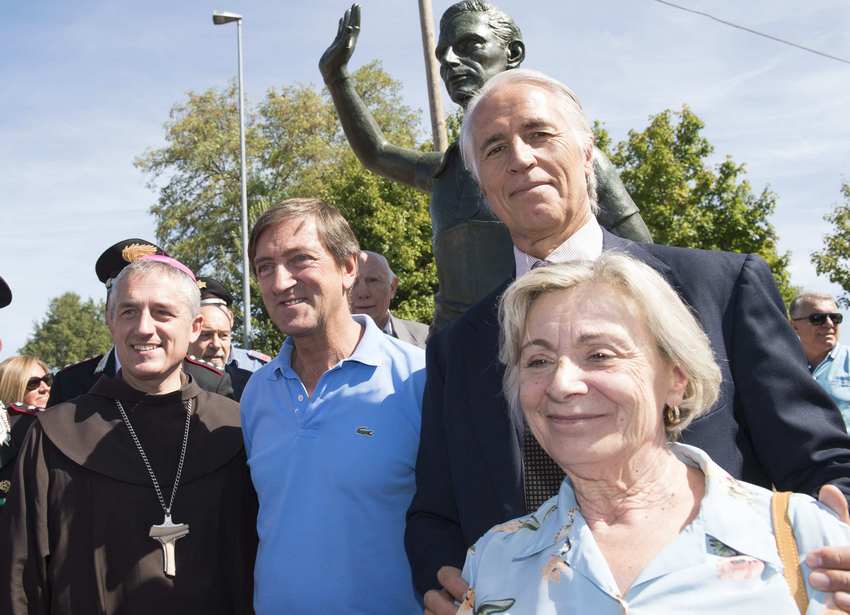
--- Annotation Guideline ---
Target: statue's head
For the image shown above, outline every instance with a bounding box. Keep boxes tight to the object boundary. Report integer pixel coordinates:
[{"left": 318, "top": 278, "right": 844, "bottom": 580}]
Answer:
[{"left": 436, "top": 1, "right": 525, "bottom": 108}]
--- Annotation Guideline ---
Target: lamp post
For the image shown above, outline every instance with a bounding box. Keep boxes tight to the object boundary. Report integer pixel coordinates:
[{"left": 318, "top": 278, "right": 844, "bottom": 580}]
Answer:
[
  {"left": 212, "top": 10, "right": 252, "bottom": 348},
  {"left": 417, "top": 0, "right": 448, "bottom": 152}
]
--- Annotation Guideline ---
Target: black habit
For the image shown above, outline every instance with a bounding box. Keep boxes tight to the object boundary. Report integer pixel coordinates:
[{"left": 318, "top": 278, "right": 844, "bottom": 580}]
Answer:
[
  {"left": 0, "top": 374, "right": 257, "bottom": 615},
  {"left": 0, "top": 405, "right": 38, "bottom": 511}
]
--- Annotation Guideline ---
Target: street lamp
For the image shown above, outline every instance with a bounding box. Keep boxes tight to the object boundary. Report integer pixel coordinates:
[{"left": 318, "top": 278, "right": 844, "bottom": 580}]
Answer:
[{"left": 212, "top": 10, "right": 252, "bottom": 348}]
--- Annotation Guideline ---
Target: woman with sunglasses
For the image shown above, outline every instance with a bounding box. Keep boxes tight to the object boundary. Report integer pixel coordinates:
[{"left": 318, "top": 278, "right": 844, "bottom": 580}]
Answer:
[
  {"left": 0, "top": 356, "right": 52, "bottom": 409},
  {"left": 0, "top": 356, "right": 51, "bottom": 511}
]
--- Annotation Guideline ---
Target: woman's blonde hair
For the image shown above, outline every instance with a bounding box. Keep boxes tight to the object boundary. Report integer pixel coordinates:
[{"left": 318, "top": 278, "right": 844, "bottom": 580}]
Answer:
[
  {"left": 0, "top": 355, "right": 50, "bottom": 406},
  {"left": 498, "top": 252, "right": 722, "bottom": 439}
]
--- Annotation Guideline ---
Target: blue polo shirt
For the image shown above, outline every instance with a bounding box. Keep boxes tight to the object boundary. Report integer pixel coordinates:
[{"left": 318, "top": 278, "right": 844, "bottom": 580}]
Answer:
[
  {"left": 241, "top": 315, "right": 425, "bottom": 614},
  {"left": 813, "top": 343, "right": 850, "bottom": 429}
]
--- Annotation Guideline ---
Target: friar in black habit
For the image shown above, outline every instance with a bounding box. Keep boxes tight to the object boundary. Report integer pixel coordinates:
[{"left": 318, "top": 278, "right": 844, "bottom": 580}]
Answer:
[{"left": 0, "top": 256, "right": 257, "bottom": 615}]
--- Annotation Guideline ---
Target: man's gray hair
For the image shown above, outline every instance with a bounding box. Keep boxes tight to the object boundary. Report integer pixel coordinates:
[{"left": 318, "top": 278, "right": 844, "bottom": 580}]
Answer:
[
  {"left": 360, "top": 250, "right": 397, "bottom": 283},
  {"left": 440, "top": 1, "right": 523, "bottom": 49},
  {"left": 789, "top": 291, "right": 838, "bottom": 318},
  {"left": 498, "top": 252, "right": 721, "bottom": 440},
  {"left": 459, "top": 68, "right": 598, "bottom": 213},
  {"left": 107, "top": 259, "right": 201, "bottom": 320}
]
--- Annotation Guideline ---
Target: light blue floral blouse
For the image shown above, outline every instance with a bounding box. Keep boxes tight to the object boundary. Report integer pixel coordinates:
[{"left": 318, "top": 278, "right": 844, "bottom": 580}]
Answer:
[{"left": 459, "top": 443, "right": 850, "bottom": 614}]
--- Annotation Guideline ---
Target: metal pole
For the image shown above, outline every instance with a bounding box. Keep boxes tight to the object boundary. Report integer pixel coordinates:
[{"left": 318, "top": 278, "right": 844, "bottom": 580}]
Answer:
[
  {"left": 236, "top": 19, "right": 252, "bottom": 347},
  {"left": 417, "top": 0, "right": 448, "bottom": 152}
]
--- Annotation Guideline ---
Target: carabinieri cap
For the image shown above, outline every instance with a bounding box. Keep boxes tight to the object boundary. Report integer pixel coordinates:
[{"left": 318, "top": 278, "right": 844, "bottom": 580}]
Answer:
[
  {"left": 197, "top": 277, "right": 234, "bottom": 307},
  {"left": 95, "top": 238, "right": 168, "bottom": 288}
]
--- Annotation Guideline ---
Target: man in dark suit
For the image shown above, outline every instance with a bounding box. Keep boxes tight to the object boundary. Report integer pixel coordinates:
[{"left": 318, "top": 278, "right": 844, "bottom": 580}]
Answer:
[
  {"left": 407, "top": 69, "right": 850, "bottom": 613},
  {"left": 48, "top": 239, "right": 234, "bottom": 405},
  {"left": 351, "top": 250, "right": 429, "bottom": 348}
]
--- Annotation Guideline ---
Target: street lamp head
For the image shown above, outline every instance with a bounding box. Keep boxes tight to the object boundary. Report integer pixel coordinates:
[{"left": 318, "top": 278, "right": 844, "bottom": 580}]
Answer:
[{"left": 212, "top": 11, "right": 242, "bottom": 25}]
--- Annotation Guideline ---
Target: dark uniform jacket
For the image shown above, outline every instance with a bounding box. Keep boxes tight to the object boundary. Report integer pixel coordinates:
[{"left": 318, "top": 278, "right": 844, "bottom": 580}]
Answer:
[
  {"left": 0, "top": 404, "right": 38, "bottom": 511},
  {"left": 405, "top": 231, "right": 850, "bottom": 595},
  {"left": 0, "top": 375, "right": 258, "bottom": 615}
]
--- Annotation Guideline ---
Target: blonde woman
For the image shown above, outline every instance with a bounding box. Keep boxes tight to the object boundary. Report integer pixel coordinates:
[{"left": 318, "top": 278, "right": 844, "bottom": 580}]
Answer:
[
  {"left": 460, "top": 253, "right": 850, "bottom": 614},
  {"left": 0, "top": 356, "right": 52, "bottom": 409},
  {"left": 0, "top": 356, "right": 49, "bottom": 510}
]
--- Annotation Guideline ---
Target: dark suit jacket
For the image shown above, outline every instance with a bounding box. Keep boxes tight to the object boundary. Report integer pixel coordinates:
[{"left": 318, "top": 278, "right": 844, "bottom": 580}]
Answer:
[{"left": 405, "top": 232, "right": 850, "bottom": 595}]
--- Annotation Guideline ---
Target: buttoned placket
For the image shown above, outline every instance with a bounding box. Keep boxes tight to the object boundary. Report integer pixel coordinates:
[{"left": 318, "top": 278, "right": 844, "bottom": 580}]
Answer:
[{"left": 281, "top": 359, "right": 354, "bottom": 425}]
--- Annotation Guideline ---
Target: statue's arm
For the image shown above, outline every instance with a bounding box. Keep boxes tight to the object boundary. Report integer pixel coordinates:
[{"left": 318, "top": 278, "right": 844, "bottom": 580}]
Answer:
[
  {"left": 320, "top": 4, "right": 442, "bottom": 193},
  {"left": 593, "top": 147, "right": 653, "bottom": 243}
]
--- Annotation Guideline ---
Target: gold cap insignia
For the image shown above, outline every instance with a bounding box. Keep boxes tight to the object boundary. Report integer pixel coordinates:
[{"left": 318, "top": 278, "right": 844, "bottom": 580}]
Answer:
[
  {"left": 121, "top": 243, "right": 157, "bottom": 263},
  {"left": 197, "top": 280, "right": 207, "bottom": 289}
]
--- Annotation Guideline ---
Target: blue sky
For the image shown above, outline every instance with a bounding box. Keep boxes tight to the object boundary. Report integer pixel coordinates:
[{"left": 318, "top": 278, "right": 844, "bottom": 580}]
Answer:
[{"left": 2, "top": 0, "right": 849, "bottom": 359}]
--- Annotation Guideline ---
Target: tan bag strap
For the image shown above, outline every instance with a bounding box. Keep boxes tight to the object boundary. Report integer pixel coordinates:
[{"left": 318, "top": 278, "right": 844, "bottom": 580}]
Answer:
[{"left": 771, "top": 491, "right": 809, "bottom": 613}]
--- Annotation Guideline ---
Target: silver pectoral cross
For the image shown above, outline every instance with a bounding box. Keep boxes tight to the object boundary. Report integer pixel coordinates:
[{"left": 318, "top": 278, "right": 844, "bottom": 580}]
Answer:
[{"left": 149, "top": 514, "right": 190, "bottom": 577}]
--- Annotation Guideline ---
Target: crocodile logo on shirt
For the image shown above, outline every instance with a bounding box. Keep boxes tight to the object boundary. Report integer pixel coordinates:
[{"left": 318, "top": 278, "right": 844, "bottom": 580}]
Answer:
[{"left": 356, "top": 426, "right": 375, "bottom": 437}]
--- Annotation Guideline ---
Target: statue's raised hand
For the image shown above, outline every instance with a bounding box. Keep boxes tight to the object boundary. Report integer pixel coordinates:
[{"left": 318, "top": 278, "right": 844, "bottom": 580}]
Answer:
[{"left": 319, "top": 4, "right": 361, "bottom": 83}]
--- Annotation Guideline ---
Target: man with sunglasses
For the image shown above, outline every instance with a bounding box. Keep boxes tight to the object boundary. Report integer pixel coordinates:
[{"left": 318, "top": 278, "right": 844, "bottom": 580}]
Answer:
[{"left": 791, "top": 292, "right": 850, "bottom": 423}]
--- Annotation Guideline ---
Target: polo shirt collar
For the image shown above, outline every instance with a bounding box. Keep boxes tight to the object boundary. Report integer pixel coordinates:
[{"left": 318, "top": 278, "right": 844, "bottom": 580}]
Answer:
[
  {"left": 268, "top": 314, "right": 383, "bottom": 380},
  {"left": 514, "top": 216, "right": 603, "bottom": 279},
  {"left": 813, "top": 344, "right": 840, "bottom": 372},
  {"left": 345, "top": 314, "right": 384, "bottom": 368}
]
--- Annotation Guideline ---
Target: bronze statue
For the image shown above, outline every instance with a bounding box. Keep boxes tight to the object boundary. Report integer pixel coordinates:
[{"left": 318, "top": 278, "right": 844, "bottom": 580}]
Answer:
[{"left": 320, "top": 2, "right": 651, "bottom": 329}]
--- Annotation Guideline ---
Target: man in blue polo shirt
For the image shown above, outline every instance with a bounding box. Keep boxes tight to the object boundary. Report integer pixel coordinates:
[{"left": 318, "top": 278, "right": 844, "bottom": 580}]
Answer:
[
  {"left": 240, "top": 198, "right": 425, "bottom": 614},
  {"left": 790, "top": 291, "right": 850, "bottom": 425}
]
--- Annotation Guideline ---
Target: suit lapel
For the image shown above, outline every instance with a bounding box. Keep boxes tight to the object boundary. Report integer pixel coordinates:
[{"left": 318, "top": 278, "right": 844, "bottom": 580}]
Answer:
[
  {"left": 602, "top": 230, "right": 679, "bottom": 289},
  {"left": 390, "top": 314, "right": 413, "bottom": 345}
]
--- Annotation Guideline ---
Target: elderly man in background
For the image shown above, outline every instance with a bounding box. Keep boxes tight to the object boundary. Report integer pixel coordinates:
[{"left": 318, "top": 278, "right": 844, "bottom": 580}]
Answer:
[
  {"left": 351, "top": 250, "right": 429, "bottom": 348},
  {"left": 193, "top": 277, "right": 271, "bottom": 373},
  {"left": 791, "top": 292, "right": 850, "bottom": 422},
  {"left": 240, "top": 199, "right": 425, "bottom": 614},
  {"left": 0, "top": 256, "right": 257, "bottom": 615},
  {"left": 408, "top": 69, "right": 850, "bottom": 614},
  {"left": 189, "top": 277, "right": 270, "bottom": 400}
]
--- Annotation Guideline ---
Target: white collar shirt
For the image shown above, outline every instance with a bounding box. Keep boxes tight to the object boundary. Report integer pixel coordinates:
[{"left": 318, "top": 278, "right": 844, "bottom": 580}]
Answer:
[{"left": 513, "top": 215, "right": 603, "bottom": 279}]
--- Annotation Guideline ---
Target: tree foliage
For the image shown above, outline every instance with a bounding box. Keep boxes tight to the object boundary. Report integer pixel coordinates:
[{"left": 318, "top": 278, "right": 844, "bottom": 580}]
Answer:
[
  {"left": 595, "top": 106, "right": 793, "bottom": 302},
  {"left": 136, "top": 62, "right": 435, "bottom": 355},
  {"left": 811, "top": 183, "right": 850, "bottom": 306},
  {"left": 20, "top": 293, "right": 112, "bottom": 369}
]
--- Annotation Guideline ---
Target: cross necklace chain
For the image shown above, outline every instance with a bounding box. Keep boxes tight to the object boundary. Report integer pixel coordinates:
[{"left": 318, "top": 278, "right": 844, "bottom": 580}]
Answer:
[{"left": 115, "top": 397, "right": 193, "bottom": 578}]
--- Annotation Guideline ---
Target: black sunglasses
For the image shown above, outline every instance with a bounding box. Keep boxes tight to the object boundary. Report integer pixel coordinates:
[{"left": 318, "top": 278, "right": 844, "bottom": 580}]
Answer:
[
  {"left": 792, "top": 312, "right": 843, "bottom": 326},
  {"left": 25, "top": 373, "right": 53, "bottom": 392}
]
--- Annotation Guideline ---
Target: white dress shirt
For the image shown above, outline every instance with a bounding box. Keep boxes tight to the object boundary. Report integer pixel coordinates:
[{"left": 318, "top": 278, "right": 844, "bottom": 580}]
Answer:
[{"left": 513, "top": 216, "right": 604, "bottom": 278}]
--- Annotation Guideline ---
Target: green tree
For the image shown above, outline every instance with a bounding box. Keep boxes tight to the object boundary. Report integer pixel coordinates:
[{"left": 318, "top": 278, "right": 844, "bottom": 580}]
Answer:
[
  {"left": 595, "top": 106, "right": 793, "bottom": 302},
  {"left": 811, "top": 183, "right": 850, "bottom": 305},
  {"left": 20, "top": 293, "right": 112, "bottom": 369},
  {"left": 136, "top": 61, "right": 436, "bottom": 355}
]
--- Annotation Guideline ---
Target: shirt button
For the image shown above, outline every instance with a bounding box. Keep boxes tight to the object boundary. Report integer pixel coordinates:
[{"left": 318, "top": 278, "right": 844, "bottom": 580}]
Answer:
[{"left": 297, "top": 395, "right": 304, "bottom": 402}]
